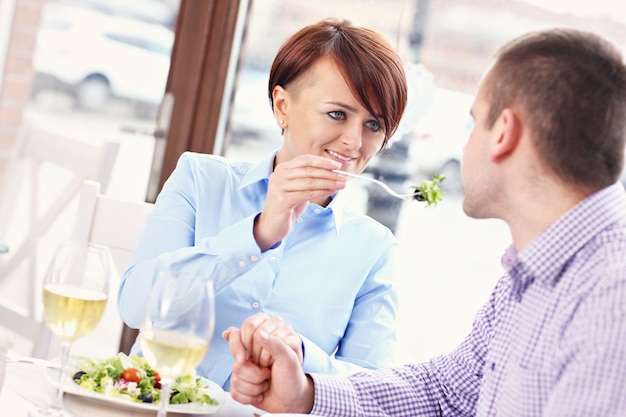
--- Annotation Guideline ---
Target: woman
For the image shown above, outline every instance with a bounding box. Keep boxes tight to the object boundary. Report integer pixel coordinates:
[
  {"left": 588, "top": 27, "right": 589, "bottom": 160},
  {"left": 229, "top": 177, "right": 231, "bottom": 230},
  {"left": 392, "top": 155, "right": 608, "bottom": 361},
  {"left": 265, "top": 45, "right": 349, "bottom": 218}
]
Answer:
[{"left": 117, "top": 18, "right": 408, "bottom": 389}]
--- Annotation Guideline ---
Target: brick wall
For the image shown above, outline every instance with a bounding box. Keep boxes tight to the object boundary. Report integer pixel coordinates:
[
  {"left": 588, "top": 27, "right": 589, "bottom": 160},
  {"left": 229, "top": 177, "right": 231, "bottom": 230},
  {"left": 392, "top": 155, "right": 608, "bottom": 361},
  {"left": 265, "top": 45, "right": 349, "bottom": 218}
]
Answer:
[{"left": 0, "top": 0, "right": 43, "bottom": 175}]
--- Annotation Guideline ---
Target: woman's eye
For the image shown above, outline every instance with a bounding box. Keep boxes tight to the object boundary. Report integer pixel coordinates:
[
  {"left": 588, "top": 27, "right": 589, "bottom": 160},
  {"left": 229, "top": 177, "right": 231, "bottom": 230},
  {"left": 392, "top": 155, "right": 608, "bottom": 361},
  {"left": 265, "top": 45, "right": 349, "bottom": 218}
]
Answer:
[
  {"left": 328, "top": 111, "right": 346, "bottom": 120},
  {"left": 365, "top": 120, "right": 381, "bottom": 132}
]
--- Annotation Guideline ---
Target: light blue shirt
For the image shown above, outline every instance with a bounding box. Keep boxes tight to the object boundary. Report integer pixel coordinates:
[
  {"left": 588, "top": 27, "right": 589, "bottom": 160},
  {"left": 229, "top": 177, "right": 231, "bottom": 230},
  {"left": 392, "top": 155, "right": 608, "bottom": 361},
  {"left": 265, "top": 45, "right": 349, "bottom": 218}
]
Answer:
[{"left": 117, "top": 151, "right": 400, "bottom": 389}]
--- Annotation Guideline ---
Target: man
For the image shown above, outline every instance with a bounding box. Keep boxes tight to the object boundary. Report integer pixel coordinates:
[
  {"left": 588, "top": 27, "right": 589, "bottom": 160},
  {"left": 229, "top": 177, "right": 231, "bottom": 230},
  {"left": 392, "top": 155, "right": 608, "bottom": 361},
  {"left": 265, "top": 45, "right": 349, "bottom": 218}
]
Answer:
[{"left": 224, "top": 28, "right": 626, "bottom": 416}]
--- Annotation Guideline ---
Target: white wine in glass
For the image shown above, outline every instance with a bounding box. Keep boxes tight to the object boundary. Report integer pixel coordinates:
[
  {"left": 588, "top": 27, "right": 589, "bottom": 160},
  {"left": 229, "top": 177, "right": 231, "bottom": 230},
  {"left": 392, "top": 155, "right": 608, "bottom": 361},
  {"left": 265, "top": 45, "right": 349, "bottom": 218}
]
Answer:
[
  {"left": 140, "top": 270, "right": 215, "bottom": 417},
  {"left": 29, "top": 240, "right": 111, "bottom": 417},
  {"left": 42, "top": 284, "right": 107, "bottom": 342}
]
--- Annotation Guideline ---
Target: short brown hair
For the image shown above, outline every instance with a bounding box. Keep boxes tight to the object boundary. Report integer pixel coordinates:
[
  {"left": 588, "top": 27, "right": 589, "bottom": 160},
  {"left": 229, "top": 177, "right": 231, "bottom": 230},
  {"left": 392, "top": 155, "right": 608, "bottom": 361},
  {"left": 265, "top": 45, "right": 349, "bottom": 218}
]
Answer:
[
  {"left": 269, "top": 18, "right": 407, "bottom": 148},
  {"left": 485, "top": 28, "right": 626, "bottom": 187}
]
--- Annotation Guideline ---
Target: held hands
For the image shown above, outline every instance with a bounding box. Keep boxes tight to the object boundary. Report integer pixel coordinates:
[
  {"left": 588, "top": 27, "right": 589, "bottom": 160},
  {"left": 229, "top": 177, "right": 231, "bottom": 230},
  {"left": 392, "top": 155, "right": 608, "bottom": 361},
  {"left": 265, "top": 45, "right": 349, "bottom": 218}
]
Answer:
[
  {"left": 234, "top": 312, "right": 304, "bottom": 368},
  {"left": 254, "top": 155, "right": 347, "bottom": 251},
  {"left": 223, "top": 312, "right": 313, "bottom": 413}
]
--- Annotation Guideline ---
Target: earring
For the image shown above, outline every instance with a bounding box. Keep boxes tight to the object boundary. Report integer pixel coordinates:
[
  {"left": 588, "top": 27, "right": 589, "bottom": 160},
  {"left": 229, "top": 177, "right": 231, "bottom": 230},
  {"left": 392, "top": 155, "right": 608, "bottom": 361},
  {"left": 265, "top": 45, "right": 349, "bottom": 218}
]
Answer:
[{"left": 279, "top": 119, "right": 284, "bottom": 125}]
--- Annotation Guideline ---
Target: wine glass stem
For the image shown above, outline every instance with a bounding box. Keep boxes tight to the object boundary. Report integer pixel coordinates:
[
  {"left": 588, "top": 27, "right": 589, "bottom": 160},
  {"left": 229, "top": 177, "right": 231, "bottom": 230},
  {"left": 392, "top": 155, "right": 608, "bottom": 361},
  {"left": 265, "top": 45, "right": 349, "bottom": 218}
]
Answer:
[
  {"left": 157, "top": 379, "right": 172, "bottom": 417},
  {"left": 55, "top": 341, "right": 72, "bottom": 409}
]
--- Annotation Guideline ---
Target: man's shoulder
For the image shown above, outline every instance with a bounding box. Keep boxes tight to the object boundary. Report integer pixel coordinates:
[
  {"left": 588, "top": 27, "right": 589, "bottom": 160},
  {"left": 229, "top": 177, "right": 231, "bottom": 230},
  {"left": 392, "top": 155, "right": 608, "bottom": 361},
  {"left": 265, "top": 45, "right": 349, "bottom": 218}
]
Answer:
[
  {"left": 582, "top": 218, "right": 626, "bottom": 265},
  {"left": 564, "top": 222, "right": 626, "bottom": 317}
]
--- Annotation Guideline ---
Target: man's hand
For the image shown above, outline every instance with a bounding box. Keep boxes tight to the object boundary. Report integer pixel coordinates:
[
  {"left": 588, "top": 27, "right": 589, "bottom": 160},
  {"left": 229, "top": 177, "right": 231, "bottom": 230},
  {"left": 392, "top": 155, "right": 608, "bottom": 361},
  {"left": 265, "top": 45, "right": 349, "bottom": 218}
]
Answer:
[{"left": 224, "top": 326, "right": 314, "bottom": 413}]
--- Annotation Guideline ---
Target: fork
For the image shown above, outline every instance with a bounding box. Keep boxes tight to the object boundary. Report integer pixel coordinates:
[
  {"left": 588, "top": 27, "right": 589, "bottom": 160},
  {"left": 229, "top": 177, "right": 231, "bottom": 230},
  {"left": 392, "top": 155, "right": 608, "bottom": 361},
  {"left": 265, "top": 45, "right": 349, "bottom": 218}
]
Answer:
[
  {"left": 6, "top": 351, "right": 62, "bottom": 368},
  {"left": 334, "top": 170, "right": 418, "bottom": 200}
]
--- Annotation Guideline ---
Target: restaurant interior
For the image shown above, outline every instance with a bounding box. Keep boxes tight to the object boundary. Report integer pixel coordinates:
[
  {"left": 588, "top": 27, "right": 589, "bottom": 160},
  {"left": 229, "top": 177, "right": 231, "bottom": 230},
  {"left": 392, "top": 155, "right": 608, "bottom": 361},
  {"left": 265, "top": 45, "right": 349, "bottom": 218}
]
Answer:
[{"left": 0, "top": 0, "right": 624, "bottom": 414}]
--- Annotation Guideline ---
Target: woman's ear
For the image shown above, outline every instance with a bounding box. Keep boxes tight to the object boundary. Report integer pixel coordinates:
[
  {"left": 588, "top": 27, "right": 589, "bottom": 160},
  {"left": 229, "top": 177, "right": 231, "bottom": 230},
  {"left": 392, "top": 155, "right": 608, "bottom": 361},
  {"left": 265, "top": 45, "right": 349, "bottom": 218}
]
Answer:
[
  {"left": 272, "top": 85, "right": 288, "bottom": 129},
  {"left": 490, "top": 108, "right": 522, "bottom": 162}
]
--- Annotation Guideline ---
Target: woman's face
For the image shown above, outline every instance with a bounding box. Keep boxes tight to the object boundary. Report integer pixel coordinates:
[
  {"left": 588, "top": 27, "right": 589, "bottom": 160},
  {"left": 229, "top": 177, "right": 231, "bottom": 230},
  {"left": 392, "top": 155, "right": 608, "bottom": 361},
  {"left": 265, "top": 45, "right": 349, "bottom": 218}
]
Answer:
[{"left": 273, "top": 58, "right": 385, "bottom": 174}]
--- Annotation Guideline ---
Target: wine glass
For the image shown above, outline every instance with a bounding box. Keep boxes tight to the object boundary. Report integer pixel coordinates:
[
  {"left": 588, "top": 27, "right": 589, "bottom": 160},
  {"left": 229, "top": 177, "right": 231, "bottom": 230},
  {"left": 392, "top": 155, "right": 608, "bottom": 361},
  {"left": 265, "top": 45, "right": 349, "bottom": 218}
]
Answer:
[
  {"left": 30, "top": 240, "right": 111, "bottom": 417},
  {"left": 140, "top": 269, "right": 215, "bottom": 417}
]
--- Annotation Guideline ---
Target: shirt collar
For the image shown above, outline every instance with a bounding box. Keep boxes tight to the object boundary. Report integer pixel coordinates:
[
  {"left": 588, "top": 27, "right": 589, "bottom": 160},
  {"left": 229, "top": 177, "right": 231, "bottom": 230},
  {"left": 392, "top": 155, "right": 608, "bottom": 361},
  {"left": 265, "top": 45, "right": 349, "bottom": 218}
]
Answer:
[
  {"left": 239, "top": 150, "right": 346, "bottom": 234},
  {"left": 503, "top": 183, "right": 626, "bottom": 298},
  {"left": 239, "top": 150, "right": 276, "bottom": 189}
]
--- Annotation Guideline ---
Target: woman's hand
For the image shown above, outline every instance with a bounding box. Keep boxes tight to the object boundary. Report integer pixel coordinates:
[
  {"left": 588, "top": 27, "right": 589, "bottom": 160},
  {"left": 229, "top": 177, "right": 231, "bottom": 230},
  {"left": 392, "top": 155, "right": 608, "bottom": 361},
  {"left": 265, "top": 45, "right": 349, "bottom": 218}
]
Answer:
[
  {"left": 224, "top": 312, "right": 304, "bottom": 368},
  {"left": 254, "top": 155, "right": 346, "bottom": 251},
  {"left": 224, "top": 321, "right": 314, "bottom": 414}
]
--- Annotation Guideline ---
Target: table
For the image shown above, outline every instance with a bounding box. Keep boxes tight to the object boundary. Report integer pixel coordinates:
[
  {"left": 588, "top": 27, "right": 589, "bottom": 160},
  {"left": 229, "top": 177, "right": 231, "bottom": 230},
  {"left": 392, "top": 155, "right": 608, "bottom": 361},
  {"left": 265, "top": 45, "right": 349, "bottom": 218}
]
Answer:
[{"left": 0, "top": 359, "right": 263, "bottom": 416}]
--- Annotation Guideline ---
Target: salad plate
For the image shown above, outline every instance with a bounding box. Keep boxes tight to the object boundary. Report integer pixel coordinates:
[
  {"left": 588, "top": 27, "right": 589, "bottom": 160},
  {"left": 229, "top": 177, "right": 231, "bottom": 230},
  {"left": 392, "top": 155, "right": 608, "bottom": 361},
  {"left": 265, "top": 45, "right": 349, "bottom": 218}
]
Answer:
[{"left": 47, "top": 362, "right": 226, "bottom": 414}]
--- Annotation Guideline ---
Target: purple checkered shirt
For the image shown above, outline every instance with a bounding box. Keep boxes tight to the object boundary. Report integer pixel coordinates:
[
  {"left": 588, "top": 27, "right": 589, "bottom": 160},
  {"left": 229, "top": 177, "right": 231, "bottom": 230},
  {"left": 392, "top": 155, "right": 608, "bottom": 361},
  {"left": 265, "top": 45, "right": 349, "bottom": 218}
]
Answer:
[{"left": 310, "top": 183, "right": 626, "bottom": 416}]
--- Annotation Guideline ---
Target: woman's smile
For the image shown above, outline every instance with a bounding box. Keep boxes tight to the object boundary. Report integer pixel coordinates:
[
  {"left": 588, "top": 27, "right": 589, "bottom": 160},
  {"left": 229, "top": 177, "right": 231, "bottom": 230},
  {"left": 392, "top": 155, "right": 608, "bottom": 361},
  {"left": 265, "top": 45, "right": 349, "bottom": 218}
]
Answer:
[{"left": 326, "top": 149, "right": 356, "bottom": 165}]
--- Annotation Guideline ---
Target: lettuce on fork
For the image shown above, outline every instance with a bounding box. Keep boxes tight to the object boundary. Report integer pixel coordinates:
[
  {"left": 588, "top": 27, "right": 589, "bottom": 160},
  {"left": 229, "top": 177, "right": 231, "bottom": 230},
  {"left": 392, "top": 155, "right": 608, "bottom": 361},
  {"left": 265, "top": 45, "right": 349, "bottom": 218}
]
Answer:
[{"left": 411, "top": 173, "right": 446, "bottom": 206}]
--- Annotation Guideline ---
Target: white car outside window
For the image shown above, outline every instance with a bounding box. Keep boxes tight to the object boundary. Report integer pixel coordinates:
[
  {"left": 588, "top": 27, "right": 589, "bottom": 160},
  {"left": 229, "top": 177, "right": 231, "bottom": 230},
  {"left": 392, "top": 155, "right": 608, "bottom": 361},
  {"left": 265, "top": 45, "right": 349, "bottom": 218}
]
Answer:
[{"left": 33, "top": 3, "right": 174, "bottom": 111}]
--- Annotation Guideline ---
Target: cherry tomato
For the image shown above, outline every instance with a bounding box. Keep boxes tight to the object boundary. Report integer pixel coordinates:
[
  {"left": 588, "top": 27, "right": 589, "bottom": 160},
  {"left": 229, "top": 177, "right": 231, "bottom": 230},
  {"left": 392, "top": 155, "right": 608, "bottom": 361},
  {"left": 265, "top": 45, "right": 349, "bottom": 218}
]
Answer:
[
  {"left": 152, "top": 372, "right": 161, "bottom": 389},
  {"left": 121, "top": 367, "right": 142, "bottom": 383}
]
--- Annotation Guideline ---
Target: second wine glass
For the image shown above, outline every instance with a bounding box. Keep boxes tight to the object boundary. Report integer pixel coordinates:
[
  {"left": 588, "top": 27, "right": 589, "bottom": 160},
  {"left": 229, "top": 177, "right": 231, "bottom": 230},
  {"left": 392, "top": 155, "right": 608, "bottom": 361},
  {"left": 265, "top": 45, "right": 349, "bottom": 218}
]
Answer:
[{"left": 140, "top": 270, "right": 215, "bottom": 417}]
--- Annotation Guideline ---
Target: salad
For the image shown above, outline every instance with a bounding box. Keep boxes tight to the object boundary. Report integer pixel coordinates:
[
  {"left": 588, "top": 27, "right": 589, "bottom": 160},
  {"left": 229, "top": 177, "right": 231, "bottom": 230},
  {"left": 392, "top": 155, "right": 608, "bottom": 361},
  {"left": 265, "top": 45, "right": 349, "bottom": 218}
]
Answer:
[
  {"left": 71, "top": 353, "right": 219, "bottom": 406},
  {"left": 411, "top": 173, "right": 446, "bottom": 206}
]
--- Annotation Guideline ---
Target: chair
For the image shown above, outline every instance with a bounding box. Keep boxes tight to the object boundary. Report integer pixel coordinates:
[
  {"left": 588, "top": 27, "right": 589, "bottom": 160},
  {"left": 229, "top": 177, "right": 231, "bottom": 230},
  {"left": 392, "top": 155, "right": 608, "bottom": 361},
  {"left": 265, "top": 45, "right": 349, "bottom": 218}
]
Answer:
[
  {"left": 67, "top": 180, "right": 153, "bottom": 358},
  {"left": 0, "top": 124, "right": 119, "bottom": 357}
]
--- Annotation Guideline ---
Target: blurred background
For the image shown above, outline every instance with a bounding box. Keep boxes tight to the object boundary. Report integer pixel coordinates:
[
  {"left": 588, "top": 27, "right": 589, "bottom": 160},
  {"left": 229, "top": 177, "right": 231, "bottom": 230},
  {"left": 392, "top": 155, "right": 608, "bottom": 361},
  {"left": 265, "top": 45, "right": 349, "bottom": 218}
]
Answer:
[{"left": 1, "top": 0, "right": 625, "bottom": 363}]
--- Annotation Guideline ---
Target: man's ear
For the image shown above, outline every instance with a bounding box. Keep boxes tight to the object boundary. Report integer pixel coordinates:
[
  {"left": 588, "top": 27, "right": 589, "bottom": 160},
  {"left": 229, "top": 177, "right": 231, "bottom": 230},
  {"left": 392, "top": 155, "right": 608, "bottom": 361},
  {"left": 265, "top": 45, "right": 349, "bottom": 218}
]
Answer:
[
  {"left": 272, "top": 85, "right": 288, "bottom": 126},
  {"left": 490, "top": 108, "right": 522, "bottom": 162}
]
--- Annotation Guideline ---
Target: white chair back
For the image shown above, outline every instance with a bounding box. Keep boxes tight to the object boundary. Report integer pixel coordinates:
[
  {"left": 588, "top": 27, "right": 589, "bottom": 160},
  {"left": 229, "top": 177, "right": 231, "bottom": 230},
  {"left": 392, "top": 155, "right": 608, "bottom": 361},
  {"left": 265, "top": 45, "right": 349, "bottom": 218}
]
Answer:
[
  {"left": 71, "top": 180, "right": 153, "bottom": 277},
  {"left": 66, "top": 180, "right": 153, "bottom": 359}
]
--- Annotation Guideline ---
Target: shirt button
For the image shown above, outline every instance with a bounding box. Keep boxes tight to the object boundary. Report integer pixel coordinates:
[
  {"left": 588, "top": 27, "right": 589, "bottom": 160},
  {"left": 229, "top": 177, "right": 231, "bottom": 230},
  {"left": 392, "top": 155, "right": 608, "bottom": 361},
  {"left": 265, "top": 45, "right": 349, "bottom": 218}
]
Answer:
[
  {"left": 238, "top": 261, "right": 247, "bottom": 268},
  {"left": 251, "top": 301, "right": 260, "bottom": 309},
  {"left": 268, "top": 256, "right": 276, "bottom": 263},
  {"left": 296, "top": 218, "right": 303, "bottom": 223},
  {"left": 314, "top": 208, "right": 321, "bottom": 213},
  {"left": 250, "top": 255, "right": 259, "bottom": 262}
]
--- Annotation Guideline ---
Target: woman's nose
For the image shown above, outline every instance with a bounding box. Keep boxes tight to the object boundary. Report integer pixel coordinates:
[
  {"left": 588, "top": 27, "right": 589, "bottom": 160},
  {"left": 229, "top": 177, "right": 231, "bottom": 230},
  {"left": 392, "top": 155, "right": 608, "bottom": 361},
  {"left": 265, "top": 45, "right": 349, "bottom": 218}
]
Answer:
[{"left": 341, "top": 123, "right": 363, "bottom": 150}]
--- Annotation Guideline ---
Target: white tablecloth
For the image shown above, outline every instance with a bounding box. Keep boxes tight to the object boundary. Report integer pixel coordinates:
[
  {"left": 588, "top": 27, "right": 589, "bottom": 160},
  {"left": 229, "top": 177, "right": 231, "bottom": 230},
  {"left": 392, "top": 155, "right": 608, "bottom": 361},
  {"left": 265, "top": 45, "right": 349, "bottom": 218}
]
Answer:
[{"left": 0, "top": 360, "right": 262, "bottom": 416}]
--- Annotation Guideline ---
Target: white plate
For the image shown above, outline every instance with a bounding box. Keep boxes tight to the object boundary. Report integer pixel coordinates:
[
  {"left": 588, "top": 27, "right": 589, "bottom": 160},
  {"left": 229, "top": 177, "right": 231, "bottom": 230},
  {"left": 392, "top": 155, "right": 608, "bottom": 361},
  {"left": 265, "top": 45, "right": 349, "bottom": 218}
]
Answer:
[{"left": 47, "top": 366, "right": 225, "bottom": 414}]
